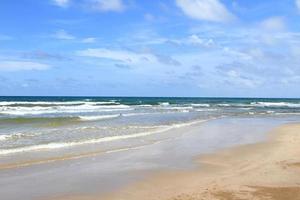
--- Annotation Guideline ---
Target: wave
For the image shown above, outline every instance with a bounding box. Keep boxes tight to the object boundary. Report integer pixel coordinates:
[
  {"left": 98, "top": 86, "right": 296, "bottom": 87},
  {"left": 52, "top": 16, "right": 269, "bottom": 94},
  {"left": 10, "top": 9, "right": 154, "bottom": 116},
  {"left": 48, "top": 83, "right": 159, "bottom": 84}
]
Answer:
[
  {"left": 0, "top": 132, "right": 31, "bottom": 141},
  {"left": 0, "top": 101, "right": 118, "bottom": 106},
  {"left": 190, "top": 103, "right": 210, "bottom": 107},
  {"left": 160, "top": 106, "right": 193, "bottom": 110},
  {"left": 217, "top": 103, "right": 231, "bottom": 107},
  {"left": 122, "top": 112, "right": 154, "bottom": 117},
  {"left": 0, "top": 115, "right": 120, "bottom": 125},
  {"left": 0, "top": 134, "right": 9, "bottom": 141},
  {"left": 0, "top": 119, "right": 209, "bottom": 156},
  {"left": 0, "top": 101, "right": 84, "bottom": 106},
  {"left": 195, "top": 108, "right": 218, "bottom": 112},
  {"left": 250, "top": 102, "right": 300, "bottom": 108},
  {"left": 0, "top": 104, "right": 133, "bottom": 116},
  {"left": 155, "top": 106, "right": 193, "bottom": 112},
  {"left": 137, "top": 104, "right": 153, "bottom": 107},
  {"left": 159, "top": 102, "right": 170, "bottom": 106},
  {"left": 79, "top": 114, "right": 120, "bottom": 121},
  {"left": 0, "top": 112, "right": 164, "bottom": 124},
  {"left": 217, "top": 103, "right": 252, "bottom": 107},
  {"left": 215, "top": 102, "right": 300, "bottom": 108},
  {"left": 274, "top": 112, "right": 300, "bottom": 115}
]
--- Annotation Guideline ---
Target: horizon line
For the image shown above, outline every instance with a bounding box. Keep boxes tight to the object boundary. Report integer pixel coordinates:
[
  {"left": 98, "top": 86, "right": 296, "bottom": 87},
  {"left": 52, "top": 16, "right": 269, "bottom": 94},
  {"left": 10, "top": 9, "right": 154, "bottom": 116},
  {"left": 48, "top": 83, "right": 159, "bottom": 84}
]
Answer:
[{"left": 0, "top": 95, "right": 299, "bottom": 99}]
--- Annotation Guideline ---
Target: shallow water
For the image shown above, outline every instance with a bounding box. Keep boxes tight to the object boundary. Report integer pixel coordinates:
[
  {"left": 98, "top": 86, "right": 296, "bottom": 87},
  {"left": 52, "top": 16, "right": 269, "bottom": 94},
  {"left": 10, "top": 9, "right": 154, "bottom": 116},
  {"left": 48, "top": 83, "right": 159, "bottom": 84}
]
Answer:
[{"left": 0, "top": 116, "right": 299, "bottom": 200}]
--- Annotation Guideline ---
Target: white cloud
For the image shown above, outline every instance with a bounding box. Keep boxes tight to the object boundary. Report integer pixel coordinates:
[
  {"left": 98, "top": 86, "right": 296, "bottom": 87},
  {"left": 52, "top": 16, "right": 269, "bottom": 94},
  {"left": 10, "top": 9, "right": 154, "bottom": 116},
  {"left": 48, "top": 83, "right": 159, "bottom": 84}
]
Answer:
[
  {"left": 52, "top": 0, "right": 70, "bottom": 8},
  {"left": 165, "top": 34, "right": 215, "bottom": 48},
  {"left": 187, "top": 34, "right": 215, "bottom": 47},
  {"left": 77, "top": 48, "right": 156, "bottom": 64},
  {"left": 176, "top": 0, "right": 235, "bottom": 22},
  {"left": 188, "top": 34, "right": 204, "bottom": 44},
  {"left": 225, "top": 70, "right": 262, "bottom": 88},
  {"left": 258, "top": 17, "right": 286, "bottom": 45},
  {"left": 296, "top": 0, "right": 300, "bottom": 10},
  {"left": 53, "top": 29, "right": 75, "bottom": 40},
  {"left": 0, "top": 61, "right": 50, "bottom": 71},
  {"left": 260, "top": 16, "right": 285, "bottom": 32},
  {"left": 89, "top": 0, "right": 125, "bottom": 12},
  {"left": 77, "top": 48, "right": 183, "bottom": 68},
  {"left": 82, "top": 37, "right": 97, "bottom": 43}
]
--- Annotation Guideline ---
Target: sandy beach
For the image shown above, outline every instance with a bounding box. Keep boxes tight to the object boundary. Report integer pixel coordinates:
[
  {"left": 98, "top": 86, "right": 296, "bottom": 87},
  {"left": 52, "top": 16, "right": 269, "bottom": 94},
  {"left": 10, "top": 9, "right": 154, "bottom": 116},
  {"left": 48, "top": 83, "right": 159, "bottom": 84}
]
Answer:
[
  {"left": 97, "top": 123, "right": 300, "bottom": 200},
  {"left": 1, "top": 117, "right": 299, "bottom": 200}
]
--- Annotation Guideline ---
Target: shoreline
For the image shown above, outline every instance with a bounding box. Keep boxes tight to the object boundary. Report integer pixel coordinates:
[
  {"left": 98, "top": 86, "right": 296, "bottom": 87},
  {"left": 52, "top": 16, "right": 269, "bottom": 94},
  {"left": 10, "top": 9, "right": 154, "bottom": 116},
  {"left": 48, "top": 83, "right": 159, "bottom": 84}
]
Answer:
[
  {"left": 0, "top": 118, "right": 210, "bottom": 170},
  {"left": 99, "top": 123, "right": 300, "bottom": 200},
  {"left": 1, "top": 118, "right": 298, "bottom": 200}
]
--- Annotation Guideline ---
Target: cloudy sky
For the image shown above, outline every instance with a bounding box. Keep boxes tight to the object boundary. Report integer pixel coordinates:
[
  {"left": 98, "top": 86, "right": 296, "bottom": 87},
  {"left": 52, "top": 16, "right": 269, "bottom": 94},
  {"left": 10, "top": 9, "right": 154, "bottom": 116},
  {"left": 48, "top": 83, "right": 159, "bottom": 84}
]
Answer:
[{"left": 1, "top": 0, "right": 300, "bottom": 97}]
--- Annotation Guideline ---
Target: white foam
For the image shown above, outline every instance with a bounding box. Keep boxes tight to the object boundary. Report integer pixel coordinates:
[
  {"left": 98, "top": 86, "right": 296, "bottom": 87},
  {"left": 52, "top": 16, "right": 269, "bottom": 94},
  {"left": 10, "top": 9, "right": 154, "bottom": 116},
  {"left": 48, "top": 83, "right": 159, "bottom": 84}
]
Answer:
[
  {"left": 195, "top": 108, "right": 218, "bottom": 112},
  {"left": 79, "top": 114, "right": 120, "bottom": 121},
  {"left": 137, "top": 104, "right": 153, "bottom": 107},
  {"left": 171, "top": 106, "right": 193, "bottom": 110},
  {"left": 251, "top": 102, "right": 300, "bottom": 108},
  {"left": 0, "top": 104, "right": 133, "bottom": 116},
  {"left": 0, "top": 101, "right": 118, "bottom": 106},
  {"left": 274, "top": 112, "right": 300, "bottom": 115},
  {"left": 239, "top": 107, "right": 252, "bottom": 110},
  {"left": 191, "top": 103, "right": 210, "bottom": 107},
  {"left": 158, "top": 106, "right": 193, "bottom": 111},
  {"left": 159, "top": 102, "right": 170, "bottom": 106},
  {"left": 122, "top": 112, "right": 153, "bottom": 117},
  {"left": 0, "top": 101, "right": 87, "bottom": 106},
  {"left": 180, "top": 110, "right": 190, "bottom": 113},
  {"left": 0, "top": 132, "right": 29, "bottom": 141},
  {"left": 0, "top": 135, "right": 9, "bottom": 141},
  {"left": 155, "top": 106, "right": 193, "bottom": 112},
  {"left": 217, "top": 104, "right": 231, "bottom": 107}
]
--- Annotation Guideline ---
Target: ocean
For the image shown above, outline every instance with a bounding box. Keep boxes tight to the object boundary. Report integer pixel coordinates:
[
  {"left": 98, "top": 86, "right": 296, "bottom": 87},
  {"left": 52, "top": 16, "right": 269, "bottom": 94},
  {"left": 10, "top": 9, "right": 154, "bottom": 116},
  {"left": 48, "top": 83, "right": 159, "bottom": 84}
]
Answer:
[{"left": 1, "top": 96, "right": 300, "bottom": 156}]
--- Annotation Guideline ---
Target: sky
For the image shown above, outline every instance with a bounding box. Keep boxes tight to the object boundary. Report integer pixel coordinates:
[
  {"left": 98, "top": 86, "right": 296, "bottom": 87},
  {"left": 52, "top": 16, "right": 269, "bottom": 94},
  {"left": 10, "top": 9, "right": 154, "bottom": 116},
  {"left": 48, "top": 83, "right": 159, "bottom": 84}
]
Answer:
[{"left": 0, "top": 0, "right": 300, "bottom": 97}]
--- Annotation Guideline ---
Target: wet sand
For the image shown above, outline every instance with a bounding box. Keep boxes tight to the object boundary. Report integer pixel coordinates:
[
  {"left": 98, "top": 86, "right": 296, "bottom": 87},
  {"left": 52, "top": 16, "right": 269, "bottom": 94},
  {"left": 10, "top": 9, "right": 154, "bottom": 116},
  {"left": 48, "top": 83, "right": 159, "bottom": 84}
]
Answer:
[
  {"left": 103, "top": 123, "right": 300, "bottom": 200},
  {"left": 1, "top": 118, "right": 299, "bottom": 200}
]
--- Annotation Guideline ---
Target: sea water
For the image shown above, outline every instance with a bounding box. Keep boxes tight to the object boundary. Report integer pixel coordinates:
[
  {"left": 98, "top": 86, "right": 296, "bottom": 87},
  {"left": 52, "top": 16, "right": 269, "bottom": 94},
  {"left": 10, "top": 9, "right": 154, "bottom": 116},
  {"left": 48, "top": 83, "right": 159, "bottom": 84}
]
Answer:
[{"left": 1, "top": 96, "right": 300, "bottom": 156}]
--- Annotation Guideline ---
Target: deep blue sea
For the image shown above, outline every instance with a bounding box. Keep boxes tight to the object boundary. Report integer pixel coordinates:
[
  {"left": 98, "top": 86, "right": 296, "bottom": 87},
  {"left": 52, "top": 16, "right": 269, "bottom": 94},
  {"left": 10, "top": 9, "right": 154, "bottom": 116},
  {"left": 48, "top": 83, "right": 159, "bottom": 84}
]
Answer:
[{"left": 1, "top": 96, "right": 300, "bottom": 155}]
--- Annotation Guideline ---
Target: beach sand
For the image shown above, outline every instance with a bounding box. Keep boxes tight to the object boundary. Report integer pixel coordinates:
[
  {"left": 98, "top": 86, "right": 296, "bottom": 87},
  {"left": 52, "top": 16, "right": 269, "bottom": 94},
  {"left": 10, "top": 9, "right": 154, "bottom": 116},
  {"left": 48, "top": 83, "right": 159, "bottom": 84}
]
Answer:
[
  {"left": 99, "top": 123, "right": 300, "bottom": 200},
  {"left": 2, "top": 120, "right": 299, "bottom": 200}
]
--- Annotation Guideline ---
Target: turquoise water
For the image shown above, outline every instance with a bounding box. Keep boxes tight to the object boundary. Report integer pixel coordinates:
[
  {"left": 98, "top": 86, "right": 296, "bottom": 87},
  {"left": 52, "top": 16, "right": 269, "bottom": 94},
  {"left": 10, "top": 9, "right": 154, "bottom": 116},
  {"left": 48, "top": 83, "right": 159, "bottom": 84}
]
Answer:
[{"left": 1, "top": 96, "right": 300, "bottom": 155}]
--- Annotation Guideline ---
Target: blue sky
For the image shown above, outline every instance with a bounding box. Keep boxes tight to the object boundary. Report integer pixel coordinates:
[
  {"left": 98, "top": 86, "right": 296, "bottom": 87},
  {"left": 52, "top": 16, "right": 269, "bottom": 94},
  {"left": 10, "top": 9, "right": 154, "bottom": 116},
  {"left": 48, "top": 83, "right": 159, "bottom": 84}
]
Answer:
[{"left": 1, "top": 0, "right": 300, "bottom": 97}]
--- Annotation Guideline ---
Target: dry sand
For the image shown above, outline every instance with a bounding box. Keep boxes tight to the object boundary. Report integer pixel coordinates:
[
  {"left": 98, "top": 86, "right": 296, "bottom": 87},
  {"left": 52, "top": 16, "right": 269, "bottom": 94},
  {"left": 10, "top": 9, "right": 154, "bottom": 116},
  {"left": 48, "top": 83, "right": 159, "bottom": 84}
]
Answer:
[
  {"left": 103, "top": 123, "right": 300, "bottom": 200},
  {"left": 54, "top": 123, "right": 300, "bottom": 200}
]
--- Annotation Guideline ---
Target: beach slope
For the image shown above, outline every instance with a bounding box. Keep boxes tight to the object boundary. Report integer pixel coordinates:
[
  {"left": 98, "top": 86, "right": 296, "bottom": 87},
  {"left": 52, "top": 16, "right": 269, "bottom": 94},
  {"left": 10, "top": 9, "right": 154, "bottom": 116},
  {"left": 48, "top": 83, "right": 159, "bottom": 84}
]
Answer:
[{"left": 104, "top": 123, "right": 300, "bottom": 200}]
